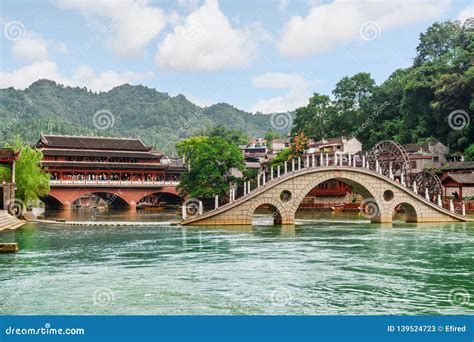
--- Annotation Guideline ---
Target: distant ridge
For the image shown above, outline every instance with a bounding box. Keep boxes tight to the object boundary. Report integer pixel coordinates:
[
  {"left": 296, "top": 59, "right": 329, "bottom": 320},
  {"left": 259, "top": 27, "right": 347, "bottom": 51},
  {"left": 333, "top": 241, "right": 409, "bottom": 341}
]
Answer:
[{"left": 0, "top": 80, "right": 286, "bottom": 153}]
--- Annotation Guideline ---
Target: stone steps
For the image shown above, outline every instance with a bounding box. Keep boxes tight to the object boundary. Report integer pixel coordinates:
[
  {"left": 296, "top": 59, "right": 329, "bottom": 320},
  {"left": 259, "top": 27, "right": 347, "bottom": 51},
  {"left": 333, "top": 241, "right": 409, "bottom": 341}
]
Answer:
[{"left": 0, "top": 211, "right": 25, "bottom": 231}]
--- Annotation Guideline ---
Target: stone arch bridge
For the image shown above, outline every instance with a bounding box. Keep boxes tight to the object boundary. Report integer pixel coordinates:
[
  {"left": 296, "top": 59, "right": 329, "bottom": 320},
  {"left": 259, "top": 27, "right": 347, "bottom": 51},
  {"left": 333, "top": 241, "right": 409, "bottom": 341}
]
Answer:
[{"left": 182, "top": 166, "right": 469, "bottom": 226}]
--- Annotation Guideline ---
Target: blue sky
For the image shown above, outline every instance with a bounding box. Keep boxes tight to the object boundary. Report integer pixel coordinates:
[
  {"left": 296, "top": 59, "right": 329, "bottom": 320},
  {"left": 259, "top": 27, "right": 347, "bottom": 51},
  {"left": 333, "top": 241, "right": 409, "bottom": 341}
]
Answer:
[{"left": 1, "top": 0, "right": 472, "bottom": 113}]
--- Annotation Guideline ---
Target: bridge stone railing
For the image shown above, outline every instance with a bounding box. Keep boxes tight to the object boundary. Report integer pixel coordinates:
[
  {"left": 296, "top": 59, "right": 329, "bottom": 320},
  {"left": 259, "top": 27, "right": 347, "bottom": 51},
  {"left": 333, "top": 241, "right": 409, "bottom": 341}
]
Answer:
[{"left": 183, "top": 152, "right": 467, "bottom": 219}]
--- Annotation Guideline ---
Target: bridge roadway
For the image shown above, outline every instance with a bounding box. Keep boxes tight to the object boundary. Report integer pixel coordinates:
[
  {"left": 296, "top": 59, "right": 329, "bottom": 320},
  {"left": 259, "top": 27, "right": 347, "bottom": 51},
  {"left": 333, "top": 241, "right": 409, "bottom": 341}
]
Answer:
[{"left": 181, "top": 164, "right": 470, "bottom": 226}]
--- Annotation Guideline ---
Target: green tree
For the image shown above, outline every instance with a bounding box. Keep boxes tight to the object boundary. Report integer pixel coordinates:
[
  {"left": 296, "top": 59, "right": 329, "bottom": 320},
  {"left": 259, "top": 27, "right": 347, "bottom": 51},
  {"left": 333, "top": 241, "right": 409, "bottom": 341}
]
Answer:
[
  {"left": 176, "top": 136, "right": 245, "bottom": 198},
  {"left": 290, "top": 20, "right": 473, "bottom": 152},
  {"left": 264, "top": 128, "right": 278, "bottom": 148},
  {"left": 464, "top": 144, "right": 474, "bottom": 161},
  {"left": 204, "top": 125, "right": 249, "bottom": 146},
  {"left": 291, "top": 93, "right": 334, "bottom": 140},
  {"left": 3, "top": 137, "right": 50, "bottom": 204}
]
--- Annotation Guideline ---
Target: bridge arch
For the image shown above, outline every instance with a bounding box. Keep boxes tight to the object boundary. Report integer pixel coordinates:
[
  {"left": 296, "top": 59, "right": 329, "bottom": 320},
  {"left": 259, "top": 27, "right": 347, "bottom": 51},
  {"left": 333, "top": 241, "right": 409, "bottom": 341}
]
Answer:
[
  {"left": 136, "top": 191, "right": 184, "bottom": 206},
  {"left": 42, "top": 194, "right": 64, "bottom": 209},
  {"left": 70, "top": 191, "right": 131, "bottom": 209},
  {"left": 393, "top": 202, "right": 418, "bottom": 223},
  {"left": 289, "top": 170, "right": 382, "bottom": 221},
  {"left": 249, "top": 199, "right": 287, "bottom": 225}
]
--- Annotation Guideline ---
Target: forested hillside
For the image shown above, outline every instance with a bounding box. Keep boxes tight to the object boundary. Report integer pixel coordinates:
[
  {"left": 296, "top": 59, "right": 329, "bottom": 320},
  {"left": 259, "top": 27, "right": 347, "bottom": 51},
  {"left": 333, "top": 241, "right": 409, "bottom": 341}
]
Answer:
[
  {"left": 0, "top": 81, "right": 274, "bottom": 153},
  {"left": 291, "top": 20, "right": 473, "bottom": 153}
]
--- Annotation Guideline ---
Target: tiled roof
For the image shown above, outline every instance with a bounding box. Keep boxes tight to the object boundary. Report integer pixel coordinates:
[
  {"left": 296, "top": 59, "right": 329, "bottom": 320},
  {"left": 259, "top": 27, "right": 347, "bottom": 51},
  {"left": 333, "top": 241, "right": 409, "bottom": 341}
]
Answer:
[
  {"left": 404, "top": 142, "right": 430, "bottom": 153},
  {"left": 441, "top": 161, "right": 474, "bottom": 171},
  {"left": 404, "top": 140, "right": 442, "bottom": 153},
  {"left": 442, "top": 172, "right": 474, "bottom": 184},
  {"left": 310, "top": 137, "right": 343, "bottom": 147},
  {"left": 37, "top": 134, "right": 151, "bottom": 151},
  {"left": 0, "top": 148, "right": 19, "bottom": 161}
]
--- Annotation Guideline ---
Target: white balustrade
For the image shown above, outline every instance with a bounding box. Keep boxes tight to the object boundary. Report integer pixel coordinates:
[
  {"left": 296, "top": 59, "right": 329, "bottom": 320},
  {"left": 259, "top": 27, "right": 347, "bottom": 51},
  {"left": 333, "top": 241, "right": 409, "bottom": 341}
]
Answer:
[
  {"left": 182, "top": 205, "right": 187, "bottom": 220},
  {"left": 198, "top": 201, "right": 203, "bottom": 215}
]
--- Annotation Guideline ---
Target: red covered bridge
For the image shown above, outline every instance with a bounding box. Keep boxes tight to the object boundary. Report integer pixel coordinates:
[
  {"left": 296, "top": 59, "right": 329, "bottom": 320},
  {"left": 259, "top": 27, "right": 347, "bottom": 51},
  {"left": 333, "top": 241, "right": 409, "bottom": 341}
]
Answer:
[{"left": 37, "top": 134, "right": 186, "bottom": 209}]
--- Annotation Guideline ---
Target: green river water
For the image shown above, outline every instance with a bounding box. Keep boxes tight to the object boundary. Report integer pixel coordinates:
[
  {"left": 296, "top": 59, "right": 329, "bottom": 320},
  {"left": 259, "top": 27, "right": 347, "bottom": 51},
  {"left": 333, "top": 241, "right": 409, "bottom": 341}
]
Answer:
[{"left": 0, "top": 209, "right": 473, "bottom": 315}]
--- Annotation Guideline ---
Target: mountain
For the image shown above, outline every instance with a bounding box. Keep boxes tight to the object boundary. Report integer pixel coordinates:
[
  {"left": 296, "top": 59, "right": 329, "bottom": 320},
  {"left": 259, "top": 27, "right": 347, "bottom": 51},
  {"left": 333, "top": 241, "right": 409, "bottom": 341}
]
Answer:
[{"left": 0, "top": 80, "right": 281, "bottom": 153}]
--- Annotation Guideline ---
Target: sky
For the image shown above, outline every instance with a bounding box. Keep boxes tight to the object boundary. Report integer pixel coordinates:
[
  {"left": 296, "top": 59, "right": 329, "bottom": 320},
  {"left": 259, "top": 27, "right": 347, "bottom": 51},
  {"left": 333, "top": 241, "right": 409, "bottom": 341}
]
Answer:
[{"left": 0, "top": 0, "right": 473, "bottom": 114}]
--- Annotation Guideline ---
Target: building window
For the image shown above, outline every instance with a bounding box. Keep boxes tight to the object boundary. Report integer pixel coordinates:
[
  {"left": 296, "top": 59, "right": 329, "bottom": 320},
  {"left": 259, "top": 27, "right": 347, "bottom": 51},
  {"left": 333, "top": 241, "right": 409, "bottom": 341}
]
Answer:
[
  {"left": 410, "top": 161, "right": 417, "bottom": 169},
  {"left": 433, "top": 156, "right": 439, "bottom": 162}
]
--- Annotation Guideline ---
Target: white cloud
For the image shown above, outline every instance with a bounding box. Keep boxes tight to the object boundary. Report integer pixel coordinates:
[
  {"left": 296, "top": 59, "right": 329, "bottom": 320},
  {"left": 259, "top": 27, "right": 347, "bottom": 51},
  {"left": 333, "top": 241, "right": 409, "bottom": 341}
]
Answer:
[
  {"left": 252, "top": 72, "right": 311, "bottom": 89},
  {"left": 458, "top": 4, "right": 473, "bottom": 23},
  {"left": 155, "top": 0, "right": 268, "bottom": 70},
  {"left": 11, "top": 34, "right": 49, "bottom": 62},
  {"left": 56, "top": 0, "right": 166, "bottom": 57},
  {"left": 72, "top": 65, "right": 154, "bottom": 92},
  {"left": 251, "top": 72, "right": 318, "bottom": 113},
  {"left": 251, "top": 88, "right": 311, "bottom": 114},
  {"left": 0, "top": 61, "right": 72, "bottom": 89},
  {"left": 3, "top": 25, "right": 68, "bottom": 62},
  {"left": 278, "top": 0, "right": 451, "bottom": 58},
  {"left": 0, "top": 61, "right": 153, "bottom": 92}
]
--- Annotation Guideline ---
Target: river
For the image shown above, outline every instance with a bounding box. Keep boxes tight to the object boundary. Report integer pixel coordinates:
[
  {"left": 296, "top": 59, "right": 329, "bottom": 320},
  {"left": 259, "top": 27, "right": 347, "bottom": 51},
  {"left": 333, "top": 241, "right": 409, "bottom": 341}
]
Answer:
[{"left": 1, "top": 209, "right": 473, "bottom": 315}]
